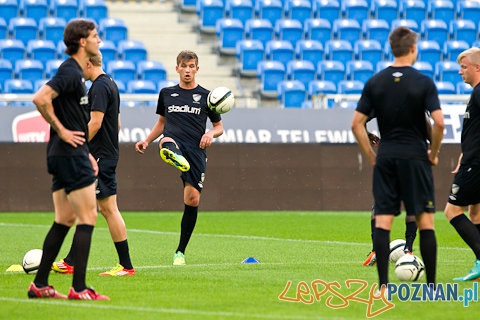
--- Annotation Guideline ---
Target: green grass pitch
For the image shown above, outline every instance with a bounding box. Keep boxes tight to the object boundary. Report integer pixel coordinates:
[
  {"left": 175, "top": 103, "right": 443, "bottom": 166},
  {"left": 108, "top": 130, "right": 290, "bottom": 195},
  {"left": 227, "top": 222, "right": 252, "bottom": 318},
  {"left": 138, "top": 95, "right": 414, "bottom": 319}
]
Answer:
[{"left": 0, "top": 211, "right": 478, "bottom": 319}]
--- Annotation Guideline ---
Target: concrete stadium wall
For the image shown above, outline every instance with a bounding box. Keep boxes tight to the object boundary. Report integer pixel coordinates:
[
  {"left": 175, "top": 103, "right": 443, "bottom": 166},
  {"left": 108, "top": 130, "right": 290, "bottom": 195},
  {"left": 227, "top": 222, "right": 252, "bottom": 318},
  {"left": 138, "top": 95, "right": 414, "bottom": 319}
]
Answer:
[{"left": 0, "top": 143, "right": 461, "bottom": 212}]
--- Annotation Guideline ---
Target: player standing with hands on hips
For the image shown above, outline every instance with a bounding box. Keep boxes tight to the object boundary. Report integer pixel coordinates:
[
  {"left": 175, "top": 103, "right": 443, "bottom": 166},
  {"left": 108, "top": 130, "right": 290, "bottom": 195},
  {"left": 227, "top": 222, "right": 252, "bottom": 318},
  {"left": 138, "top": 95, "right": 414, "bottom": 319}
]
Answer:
[
  {"left": 351, "top": 26, "right": 444, "bottom": 290},
  {"left": 135, "top": 50, "right": 224, "bottom": 265},
  {"left": 444, "top": 47, "right": 480, "bottom": 281},
  {"left": 29, "top": 19, "right": 109, "bottom": 300}
]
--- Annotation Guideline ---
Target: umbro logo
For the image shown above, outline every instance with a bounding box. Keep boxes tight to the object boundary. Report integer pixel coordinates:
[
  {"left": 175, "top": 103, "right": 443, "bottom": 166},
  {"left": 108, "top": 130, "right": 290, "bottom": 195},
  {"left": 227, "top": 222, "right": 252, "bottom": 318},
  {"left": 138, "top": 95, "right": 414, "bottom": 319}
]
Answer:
[{"left": 171, "top": 93, "right": 179, "bottom": 97}]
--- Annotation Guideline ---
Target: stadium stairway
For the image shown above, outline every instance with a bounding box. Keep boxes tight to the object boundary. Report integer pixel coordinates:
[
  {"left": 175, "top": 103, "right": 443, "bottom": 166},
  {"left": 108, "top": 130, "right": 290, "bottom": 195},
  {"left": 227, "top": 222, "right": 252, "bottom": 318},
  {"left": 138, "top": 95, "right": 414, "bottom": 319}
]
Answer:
[{"left": 108, "top": 0, "right": 260, "bottom": 108}]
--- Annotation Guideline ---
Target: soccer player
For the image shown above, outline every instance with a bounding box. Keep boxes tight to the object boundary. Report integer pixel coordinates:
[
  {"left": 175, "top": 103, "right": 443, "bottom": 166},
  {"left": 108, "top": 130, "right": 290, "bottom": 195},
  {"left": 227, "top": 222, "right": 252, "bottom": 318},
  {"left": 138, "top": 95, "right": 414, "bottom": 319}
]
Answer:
[
  {"left": 29, "top": 19, "right": 109, "bottom": 300},
  {"left": 351, "top": 26, "right": 444, "bottom": 289},
  {"left": 135, "top": 50, "right": 224, "bottom": 265},
  {"left": 444, "top": 47, "right": 480, "bottom": 281},
  {"left": 51, "top": 53, "right": 135, "bottom": 276}
]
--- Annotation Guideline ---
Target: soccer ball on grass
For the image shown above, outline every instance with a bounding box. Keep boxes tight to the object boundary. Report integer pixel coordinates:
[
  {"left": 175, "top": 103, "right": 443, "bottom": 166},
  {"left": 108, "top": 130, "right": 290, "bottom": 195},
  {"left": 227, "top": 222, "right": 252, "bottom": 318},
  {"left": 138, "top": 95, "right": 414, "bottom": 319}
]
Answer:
[
  {"left": 395, "top": 253, "right": 425, "bottom": 281},
  {"left": 22, "top": 249, "right": 43, "bottom": 274},
  {"left": 207, "top": 86, "right": 235, "bottom": 114},
  {"left": 389, "top": 239, "right": 406, "bottom": 263}
]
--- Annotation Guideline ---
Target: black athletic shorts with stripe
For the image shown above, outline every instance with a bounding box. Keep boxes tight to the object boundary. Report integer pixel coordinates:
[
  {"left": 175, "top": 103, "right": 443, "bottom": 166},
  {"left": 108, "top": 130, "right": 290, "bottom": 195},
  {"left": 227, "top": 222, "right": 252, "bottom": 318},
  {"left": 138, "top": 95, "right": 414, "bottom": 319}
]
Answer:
[
  {"left": 373, "top": 157, "right": 435, "bottom": 216},
  {"left": 448, "top": 164, "right": 480, "bottom": 207},
  {"left": 95, "top": 158, "right": 118, "bottom": 199},
  {"left": 178, "top": 142, "right": 207, "bottom": 193},
  {"left": 48, "top": 155, "right": 96, "bottom": 194}
]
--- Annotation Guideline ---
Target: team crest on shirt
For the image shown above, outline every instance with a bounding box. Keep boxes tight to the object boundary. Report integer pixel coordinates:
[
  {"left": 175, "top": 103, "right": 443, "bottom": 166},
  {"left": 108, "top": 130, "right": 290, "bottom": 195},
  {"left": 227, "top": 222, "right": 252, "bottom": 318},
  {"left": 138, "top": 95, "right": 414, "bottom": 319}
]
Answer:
[
  {"left": 392, "top": 72, "right": 402, "bottom": 82},
  {"left": 192, "top": 94, "right": 201, "bottom": 104}
]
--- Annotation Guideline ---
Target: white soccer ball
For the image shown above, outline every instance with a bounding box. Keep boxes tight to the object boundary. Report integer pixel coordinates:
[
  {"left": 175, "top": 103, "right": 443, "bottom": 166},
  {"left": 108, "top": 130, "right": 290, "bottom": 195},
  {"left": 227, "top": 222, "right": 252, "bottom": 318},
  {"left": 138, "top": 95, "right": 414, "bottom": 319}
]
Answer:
[
  {"left": 22, "top": 249, "right": 43, "bottom": 274},
  {"left": 207, "top": 86, "right": 235, "bottom": 114},
  {"left": 395, "top": 254, "right": 425, "bottom": 281},
  {"left": 389, "top": 239, "right": 406, "bottom": 263}
]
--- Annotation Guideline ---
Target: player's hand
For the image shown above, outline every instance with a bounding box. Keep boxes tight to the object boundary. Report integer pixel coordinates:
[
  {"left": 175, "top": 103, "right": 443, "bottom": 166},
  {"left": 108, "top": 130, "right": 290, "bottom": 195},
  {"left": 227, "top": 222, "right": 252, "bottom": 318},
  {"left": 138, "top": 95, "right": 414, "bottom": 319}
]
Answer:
[
  {"left": 199, "top": 133, "right": 214, "bottom": 149},
  {"left": 428, "top": 149, "right": 439, "bottom": 166},
  {"left": 135, "top": 141, "right": 148, "bottom": 154},
  {"left": 58, "top": 129, "right": 86, "bottom": 148},
  {"left": 88, "top": 153, "right": 99, "bottom": 176},
  {"left": 367, "top": 132, "right": 380, "bottom": 147}
]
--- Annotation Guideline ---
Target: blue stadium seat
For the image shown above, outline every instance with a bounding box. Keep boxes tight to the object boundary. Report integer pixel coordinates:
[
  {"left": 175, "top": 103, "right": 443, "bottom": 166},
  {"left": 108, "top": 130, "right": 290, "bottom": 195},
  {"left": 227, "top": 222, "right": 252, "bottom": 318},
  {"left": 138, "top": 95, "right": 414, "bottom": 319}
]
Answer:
[
  {"left": 324, "top": 40, "right": 353, "bottom": 65},
  {"left": 337, "top": 79, "right": 364, "bottom": 94},
  {"left": 346, "top": 60, "right": 374, "bottom": 83},
  {"left": 449, "top": 20, "right": 476, "bottom": 45},
  {"left": 4, "top": 79, "right": 34, "bottom": 93},
  {"left": 391, "top": 18, "right": 419, "bottom": 32},
  {"left": 332, "top": 19, "right": 361, "bottom": 46},
  {"left": 39, "top": 17, "right": 66, "bottom": 44},
  {"left": 443, "top": 40, "right": 469, "bottom": 61},
  {"left": 265, "top": 40, "right": 295, "bottom": 67},
  {"left": 456, "top": 81, "right": 473, "bottom": 94},
  {"left": 435, "top": 81, "right": 455, "bottom": 94},
  {"left": 313, "top": 0, "right": 340, "bottom": 20},
  {"left": 277, "top": 80, "right": 306, "bottom": 108},
  {"left": 295, "top": 40, "right": 324, "bottom": 66},
  {"left": 56, "top": 41, "right": 67, "bottom": 60},
  {"left": 304, "top": 18, "right": 331, "bottom": 44},
  {"left": 8, "top": 17, "right": 38, "bottom": 46},
  {"left": 50, "top": 0, "right": 78, "bottom": 23},
  {"left": 99, "top": 40, "right": 117, "bottom": 66},
  {"left": 117, "top": 40, "right": 147, "bottom": 66},
  {"left": 0, "top": 18, "right": 7, "bottom": 39},
  {"left": 428, "top": 0, "right": 454, "bottom": 21},
  {"left": 45, "top": 59, "right": 62, "bottom": 77},
  {"left": 274, "top": 19, "right": 303, "bottom": 48},
  {"left": 216, "top": 18, "right": 244, "bottom": 55},
  {"left": 434, "top": 61, "right": 460, "bottom": 84},
  {"left": 370, "top": 0, "right": 398, "bottom": 21},
  {"left": 335, "top": 100, "right": 358, "bottom": 109},
  {"left": 317, "top": 60, "right": 345, "bottom": 84},
  {"left": 99, "top": 18, "right": 128, "bottom": 46},
  {"left": 235, "top": 39, "right": 264, "bottom": 77},
  {"left": 107, "top": 60, "right": 137, "bottom": 84},
  {"left": 284, "top": 0, "right": 312, "bottom": 23},
  {"left": 157, "top": 80, "right": 179, "bottom": 91},
  {"left": 354, "top": 39, "right": 382, "bottom": 65},
  {"left": 0, "top": 39, "right": 26, "bottom": 65},
  {"left": 254, "top": 0, "right": 283, "bottom": 27},
  {"left": 0, "top": 59, "right": 13, "bottom": 87},
  {"left": 27, "top": 39, "right": 57, "bottom": 66},
  {"left": 383, "top": 40, "right": 392, "bottom": 59},
  {"left": 0, "top": 0, "right": 19, "bottom": 25},
  {"left": 225, "top": 0, "right": 254, "bottom": 25},
  {"left": 413, "top": 60, "right": 434, "bottom": 78},
  {"left": 137, "top": 60, "right": 167, "bottom": 83},
  {"left": 80, "top": 0, "right": 108, "bottom": 24},
  {"left": 20, "top": 0, "right": 49, "bottom": 24},
  {"left": 127, "top": 80, "right": 157, "bottom": 94},
  {"left": 376, "top": 60, "right": 392, "bottom": 72},
  {"left": 420, "top": 19, "right": 448, "bottom": 47},
  {"left": 362, "top": 19, "right": 389, "bottom": 44},
  {"left": 286, "top": 60, "right": 316, "bottom": 88},
  {"left": 308, "top": 80, "right": 336, "bottom": 101},
  {"left": 399, "top": 0, "right": 426, "bottom": 25},
  {"left": 14, "top": 59, "right": 44, "bottom": 81},
  {"left": 245, "top": 19, "right": 273, "bottom": 47},
  {"left": 179, "top": 0, "right": 196, "bottom": 12},
  {"left": 257, "top": 60, "right": 286, "bottom": 98},
  {"left": 456, "top": 0, "right": 480, "bottom": 23},
  {"left": 417, "top": 40, "right": 442, "bottom": 66},
  {"left": 197, "top": 0, "right": 224, "bottom": 33},
  {"left": 33, "top": 78, "right": 48, "bottom": 91},
  {"left": 342, "top": 0, "right": 369, "bottom": 23}
]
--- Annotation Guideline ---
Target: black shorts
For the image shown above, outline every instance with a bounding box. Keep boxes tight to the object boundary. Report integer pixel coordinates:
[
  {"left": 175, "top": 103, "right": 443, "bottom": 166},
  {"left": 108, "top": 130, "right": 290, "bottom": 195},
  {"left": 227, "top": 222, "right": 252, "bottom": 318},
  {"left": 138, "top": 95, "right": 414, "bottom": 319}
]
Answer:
[
  {"left": 96, "top": 158, "right": 118, "bottom": 199},
  {"left": 179, "top": 143, "right": 207, "bottom": 193},
  {"left": 373, "top": 157, "right": 435, "bottom": 216},
  {"left": 48, "top": 155, "right": 96, "bottom": 194},
  {"left": 448, "top": 164, "right": 480, "bottom": 207}
]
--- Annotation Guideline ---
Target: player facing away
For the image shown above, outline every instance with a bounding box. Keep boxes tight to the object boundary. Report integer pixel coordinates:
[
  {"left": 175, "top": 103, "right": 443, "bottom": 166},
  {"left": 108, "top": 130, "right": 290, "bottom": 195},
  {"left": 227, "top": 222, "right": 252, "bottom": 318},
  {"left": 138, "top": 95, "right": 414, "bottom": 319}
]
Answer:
[
  {"left": 351, "top": 26, "right": 444, "bottom": 290},
  {"left": 51, "top": 53, "right": 135, "bottom": 276},
  {"left": 29, "top": 19, "right": 109, "bottom": 300},
  {"left": 135, "top": 50, "right": 224, "bottom": 265},
  {"left": 444, "top": 47, "right": 480, "bottom": 281}
]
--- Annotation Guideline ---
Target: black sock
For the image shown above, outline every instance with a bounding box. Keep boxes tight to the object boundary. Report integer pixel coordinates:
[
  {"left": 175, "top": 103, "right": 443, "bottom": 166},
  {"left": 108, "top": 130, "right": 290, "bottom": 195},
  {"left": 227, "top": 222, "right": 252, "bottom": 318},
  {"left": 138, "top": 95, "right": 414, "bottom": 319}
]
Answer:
[
  {"left": 373, "top": 227, "right": 390, "bottom": 287},
  {"left": 34, "top": 222, "right": 70, "bottom": 287},
  {"left": 370, "top": 217, "right": 376, "bottom": 251},
  {"left": 162, "top": 142, "right": 181, "bottom": 155},
  {"left": 176, "top": 204, "right": 198, "bottom": 254},
  {"left": 450, "top": 215, "right": 480, "bottom": 260},
  {"left": 404, "top": 221, "right": 418, "bottom": 253},
  {"left": 115, "top": 239, "right": 133, "bottom": 269},
  {"left": 419, "top": 229, "right": 437, "bottom": 286},
  {"left": 63, "top": 226, "right": 77, "bottom": 266},
  {"left": 72, "top": 224, "right": 94, "bottom": 292}
]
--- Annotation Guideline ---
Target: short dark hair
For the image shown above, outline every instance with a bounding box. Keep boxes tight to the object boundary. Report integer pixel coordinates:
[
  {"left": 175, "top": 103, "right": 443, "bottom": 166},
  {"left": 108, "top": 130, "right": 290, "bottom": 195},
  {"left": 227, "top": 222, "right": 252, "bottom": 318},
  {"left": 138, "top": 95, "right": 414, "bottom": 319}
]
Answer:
[
  {"left": 388, "top": 27, "right": 418, "bottom": 58},
  {"left": 63, "top": 19, "right": 96, "bottom": 56},
  {"left": 176, "top": 50, "right": 198, "bottom": 66}
]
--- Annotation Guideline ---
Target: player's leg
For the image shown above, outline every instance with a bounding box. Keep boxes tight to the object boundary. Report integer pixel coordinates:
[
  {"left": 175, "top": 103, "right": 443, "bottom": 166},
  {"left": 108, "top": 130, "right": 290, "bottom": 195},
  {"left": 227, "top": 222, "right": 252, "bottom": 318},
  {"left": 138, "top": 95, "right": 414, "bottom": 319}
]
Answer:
[
  {"left": 404, "top": 214, "right": 417, "bottom": 253},
  {"left": 363, "top": 205, "right": 377, "bottom": 266},
  {"left": 159, "top": 137, "right": 190, "bottom": 172},
  {"left": 415, "top": 212, "right": 436, "bottom": 286},
  {"left": 469, "top": 204, "right": 480, "bottom": 234},
  {"left": 374, "top": 214, "right": 394, "bottom": 288},
  {"left": 98, "top": 194, "right": 135, "bottom": 276}
]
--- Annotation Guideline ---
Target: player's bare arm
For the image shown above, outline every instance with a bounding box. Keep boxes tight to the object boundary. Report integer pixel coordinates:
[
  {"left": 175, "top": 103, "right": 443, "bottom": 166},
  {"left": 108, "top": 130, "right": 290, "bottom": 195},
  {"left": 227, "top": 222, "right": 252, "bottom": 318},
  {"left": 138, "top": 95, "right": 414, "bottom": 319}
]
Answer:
[
  {"left": 428, "top": 109, "right": 445, "bottom": 166},
  {"left": 135, "top": 116, "right": 165, "bottom": 154},
  {"left": 352, "top": 111, "right": 377, "bottom": 166},
  {"left": 200, "top": 120, "right": 224, "bottom": 149},
  {"left": 88, "top": 110, "right": 104, "bottom": 141}
]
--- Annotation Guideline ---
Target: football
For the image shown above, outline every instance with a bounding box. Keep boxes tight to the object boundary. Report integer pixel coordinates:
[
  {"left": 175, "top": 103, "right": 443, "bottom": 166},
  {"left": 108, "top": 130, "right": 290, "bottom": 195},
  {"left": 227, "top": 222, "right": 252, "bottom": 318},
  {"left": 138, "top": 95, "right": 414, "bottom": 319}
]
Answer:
[
  {"left": 207, "top": 86, "right": 235, "bottom": 114},
  {"left": 389, "top": 239, "right": 406, "bottom": 263},
  {"left": 395, "top": 254, "right": 425, "bottom": 281},
  {"left": 22, "top": 249, "right": 43, "bottom": 274}
]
